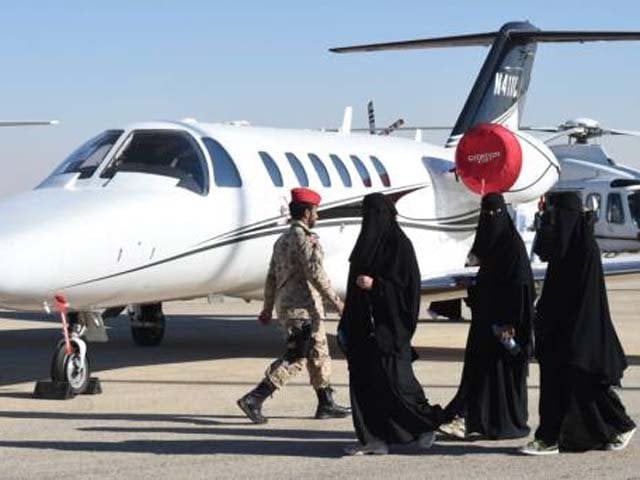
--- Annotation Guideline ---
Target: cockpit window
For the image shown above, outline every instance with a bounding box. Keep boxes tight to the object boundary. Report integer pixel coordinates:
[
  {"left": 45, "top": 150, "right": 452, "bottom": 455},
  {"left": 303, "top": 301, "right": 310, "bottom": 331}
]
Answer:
[
  {"left": 203, "top": 138, "right": 242, "bottom": 187},
  {"left": 607, "top": 193, "right": 625, "bottom": 224},
  {"left": 628, "top": 192, "right": 640, "bottom": 228},
  {"left": 101, "top": 130, "right": 209, "bottom": 194},
  {"left": 52, "top": 130, "right": 123, "bottom": 179}
]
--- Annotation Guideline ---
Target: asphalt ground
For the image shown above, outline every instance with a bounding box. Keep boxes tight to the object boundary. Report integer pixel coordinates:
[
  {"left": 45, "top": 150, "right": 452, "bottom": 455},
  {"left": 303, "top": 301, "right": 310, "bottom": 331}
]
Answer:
[{"left": 0, "top": 276, "right": 638, "bottom": 480}]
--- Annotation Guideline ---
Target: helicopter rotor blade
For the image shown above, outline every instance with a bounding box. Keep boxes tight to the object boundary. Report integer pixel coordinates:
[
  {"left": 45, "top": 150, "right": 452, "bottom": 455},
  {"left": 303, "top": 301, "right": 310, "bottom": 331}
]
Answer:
[
  {"left": 367, "top": 100, "right": 376, "bottom": 135},
  {"left": 604, "top": 128, "right": 640, "bottom": 137},
  {"left": 542, "top": 127, "right": 585, "bottom": 144},
  {"left": 379, "top": 118, "right": 405, "bottom": 135}
]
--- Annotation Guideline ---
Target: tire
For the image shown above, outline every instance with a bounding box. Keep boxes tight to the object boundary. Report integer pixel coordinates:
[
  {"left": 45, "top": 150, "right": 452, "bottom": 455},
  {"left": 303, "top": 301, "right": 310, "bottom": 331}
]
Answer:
[
  {"left": 50, "top": 341, "right": 91, "bottom": 395},
  {"left": 130, "top": 304, "right": 166, "bottom": 347}
]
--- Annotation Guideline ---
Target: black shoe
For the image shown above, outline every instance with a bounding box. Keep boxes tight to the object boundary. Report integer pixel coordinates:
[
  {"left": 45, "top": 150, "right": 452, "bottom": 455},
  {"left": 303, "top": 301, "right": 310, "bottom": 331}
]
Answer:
[
  {"left": 237, "top": 380, "right": 275, "bottom": 424},
  {"left": 315, "top": 386, "right": 351, "bottom": 419}
]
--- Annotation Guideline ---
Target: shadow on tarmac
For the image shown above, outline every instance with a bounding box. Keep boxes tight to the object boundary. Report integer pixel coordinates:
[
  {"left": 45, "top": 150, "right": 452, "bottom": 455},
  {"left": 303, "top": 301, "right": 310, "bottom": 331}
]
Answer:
[
  {"left": 1, "top": 311, "right": 638, "bottom": 389},
  {"left": 0, "top": 430, "right": 517, "bottom": 458},
  {"left": 0, "top": 312, "right": 469, "bottom": 388}
]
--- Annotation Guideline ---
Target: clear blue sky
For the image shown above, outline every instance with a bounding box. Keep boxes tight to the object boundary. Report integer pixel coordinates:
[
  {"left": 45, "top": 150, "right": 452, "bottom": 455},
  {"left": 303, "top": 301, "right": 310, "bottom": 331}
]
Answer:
[{"left": 2, "top": 0, "right": 640, "bottom": 197}]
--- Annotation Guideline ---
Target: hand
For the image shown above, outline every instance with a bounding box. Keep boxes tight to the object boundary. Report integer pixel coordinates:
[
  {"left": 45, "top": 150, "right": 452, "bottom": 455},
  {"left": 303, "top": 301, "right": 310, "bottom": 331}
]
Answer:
[
  {"left": 336, "top": 298, "right": 344, "bottom": 316},
  {"left": 258, "top": 309, "right": 272, "bottom": 325},
  {"left": 465, "top": 252, "right": 480, "bottom": 267},
  {"left": 356, "top": 275, "right": 374, "bottom": 290},
  {"left": 494, "top": 325, "right": 515, "bottom": 341}
]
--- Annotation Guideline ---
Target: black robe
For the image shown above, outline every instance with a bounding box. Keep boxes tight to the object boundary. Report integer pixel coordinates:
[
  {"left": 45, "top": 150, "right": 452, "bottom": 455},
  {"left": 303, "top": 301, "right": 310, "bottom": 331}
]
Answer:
[
  {"left": 445, "top": 193, "right": 534, "bottom": 439},
  {"left": 338, "top": 193, "right": 444, "bottom": 445},
  {"left": 534, "top": 192, "right": 635, "bottom": 450}
]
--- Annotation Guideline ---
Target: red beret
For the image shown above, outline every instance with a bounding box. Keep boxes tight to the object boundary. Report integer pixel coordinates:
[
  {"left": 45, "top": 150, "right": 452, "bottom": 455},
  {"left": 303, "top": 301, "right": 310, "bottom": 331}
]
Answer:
[{"left": 291, "top": 187, "right": 321, "bottom": 206}]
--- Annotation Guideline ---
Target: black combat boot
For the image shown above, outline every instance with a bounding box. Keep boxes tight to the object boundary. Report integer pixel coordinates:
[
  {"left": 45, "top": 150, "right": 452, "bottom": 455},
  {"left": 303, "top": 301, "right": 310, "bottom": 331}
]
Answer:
[
  {"left": 314, "top": 386, "right": 351, "bottom": 419},
  {"left": 237, "top": 379, "right": 276, "bottom": 424}
]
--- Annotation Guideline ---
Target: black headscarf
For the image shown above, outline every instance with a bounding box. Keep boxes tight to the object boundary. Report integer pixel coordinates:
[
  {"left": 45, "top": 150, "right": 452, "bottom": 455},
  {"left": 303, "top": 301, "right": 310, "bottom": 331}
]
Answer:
[
  {"left": 340, "top": 192, "right": 421, "bottom": 357},
  {"left": 550, "top": 192, "right": 583, "bottom": 260},
  {"left": 471, "top": 193, "right": 532, "bottom": 285},
  {"left": 349, "top": 193, "right": 398, "bottom": 275},
  {"left": 536, "top": 192, "right": 627, "bottom": 383}
]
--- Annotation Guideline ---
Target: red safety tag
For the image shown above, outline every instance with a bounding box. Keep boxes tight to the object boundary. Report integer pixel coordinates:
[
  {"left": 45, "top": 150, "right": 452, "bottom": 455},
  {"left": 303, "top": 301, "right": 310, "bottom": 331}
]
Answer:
[{"left": 54, "top": 294, "right": 73, "bottom": 355}]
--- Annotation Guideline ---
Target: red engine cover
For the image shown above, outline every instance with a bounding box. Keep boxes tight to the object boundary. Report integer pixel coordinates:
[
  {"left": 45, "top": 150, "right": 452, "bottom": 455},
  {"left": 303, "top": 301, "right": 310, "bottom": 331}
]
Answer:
[{"left": 455, "top": 123, "right": 522, "bottom": 195}]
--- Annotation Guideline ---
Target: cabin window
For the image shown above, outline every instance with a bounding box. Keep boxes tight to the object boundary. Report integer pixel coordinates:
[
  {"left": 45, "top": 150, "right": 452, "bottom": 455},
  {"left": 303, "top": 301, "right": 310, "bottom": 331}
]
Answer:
[
  {"left": 370, "top": 155, "right": 391, "bottom": 187},
  {"left": 329, "top": 154, "right": 352, "bottom": 187},
  {"left": 308, "top": 153, "right": 331, "bottom": 187},
  {"left": 285, "top": 152, "right": 309, "bottom": 186},
  {"left": 628, "top": 192, "right": 640, "bottom": 228},
  {"left": 202, "top": 138, "right": 242, "bottom": 188},
  {"left": 52, "top": 130, "right": 123, "bottom": 179},
  {"left": 101, "top": 130, "right": 210, "bottom": 194},
  {"left": 259, "top": 151, "right": 283, "bottom": 187},
  {"left": 585, "top": 193, "right": 601, "bottom": 221},
  {"left": 607, "top": 193, "right": 625, "bottom": 224},
  {"left": 350, "top": 155, "right": 372, "bottom": 187}
]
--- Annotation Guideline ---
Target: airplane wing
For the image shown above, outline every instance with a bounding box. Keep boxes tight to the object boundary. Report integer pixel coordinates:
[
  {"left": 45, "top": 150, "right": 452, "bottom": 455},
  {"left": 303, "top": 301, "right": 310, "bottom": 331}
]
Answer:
[{"left": 420, "top": 255, "right": 640, "bottom": 298}]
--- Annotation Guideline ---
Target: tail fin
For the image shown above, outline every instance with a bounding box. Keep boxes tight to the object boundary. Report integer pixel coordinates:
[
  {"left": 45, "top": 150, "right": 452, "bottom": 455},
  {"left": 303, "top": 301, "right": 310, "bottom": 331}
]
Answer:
[
  {"left": 446, "top": 21, "right": 537, "bottom": 147},
  {"left": 330, "top": 22, "right": 640, "bottom": 147}
]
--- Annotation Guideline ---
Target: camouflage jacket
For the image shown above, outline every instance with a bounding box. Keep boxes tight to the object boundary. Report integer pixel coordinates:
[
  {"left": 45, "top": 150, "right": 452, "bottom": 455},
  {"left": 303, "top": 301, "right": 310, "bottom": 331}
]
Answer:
[{"left": 263, "top": 220, "right": 342, "bottom": 320}]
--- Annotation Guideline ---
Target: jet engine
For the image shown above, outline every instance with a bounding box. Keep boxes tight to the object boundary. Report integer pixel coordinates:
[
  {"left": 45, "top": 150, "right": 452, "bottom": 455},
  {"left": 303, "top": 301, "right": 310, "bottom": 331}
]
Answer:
[{"left": 455, "top": 123, "right": 559, "bottom": 204}]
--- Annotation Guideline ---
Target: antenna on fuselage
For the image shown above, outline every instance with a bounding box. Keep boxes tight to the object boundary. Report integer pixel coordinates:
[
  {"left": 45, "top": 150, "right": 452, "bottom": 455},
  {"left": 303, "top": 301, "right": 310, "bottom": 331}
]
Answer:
[{"left": 339, "top": 106, "right": 353, "bottom": 135}]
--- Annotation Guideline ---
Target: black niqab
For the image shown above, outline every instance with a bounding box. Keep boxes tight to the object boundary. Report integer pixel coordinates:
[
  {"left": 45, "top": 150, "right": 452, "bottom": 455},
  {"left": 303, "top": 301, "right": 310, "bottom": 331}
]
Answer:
[
  {"left": 471, "top": 192, "right": 533, "bottom": 285},
  {"left": 533, "top": 192, "right": 634, "bottom": 450},
  {"left": 339, "top": 192, "right": 444, "bottom": 445},
  {"left": 536, "top": 192, "right": 627, "bottom": 384},
  {"left": 445, "top": 193, "right": 535, "bottom": 439},
  {"left": 349, "top": 193, "right": 397, "bottom": 274}
]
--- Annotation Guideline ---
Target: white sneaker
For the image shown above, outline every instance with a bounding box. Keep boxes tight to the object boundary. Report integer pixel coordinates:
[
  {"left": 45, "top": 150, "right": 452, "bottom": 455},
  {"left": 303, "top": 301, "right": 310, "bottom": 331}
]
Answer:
[
  {"left": 439, "top": 416, "right": 466, "bottom": 439},
  {"left": 343, "top": 441, "right": 389, "bottom": 456},
  {"left": 519, "top": 439, "right": 559, "bottom": 456},
  {"left": 606, "top": 427, "right": 636, "bottom": 451},
  {"left": 417, "top": 431, "right": 436, "bottom": 449}
]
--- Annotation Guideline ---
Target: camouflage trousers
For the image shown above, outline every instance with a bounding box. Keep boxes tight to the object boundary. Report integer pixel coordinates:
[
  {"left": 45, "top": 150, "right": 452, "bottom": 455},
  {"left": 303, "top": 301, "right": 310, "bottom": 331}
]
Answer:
[{"left": 264, "top": 315, "right": 331, "bottom": 390}]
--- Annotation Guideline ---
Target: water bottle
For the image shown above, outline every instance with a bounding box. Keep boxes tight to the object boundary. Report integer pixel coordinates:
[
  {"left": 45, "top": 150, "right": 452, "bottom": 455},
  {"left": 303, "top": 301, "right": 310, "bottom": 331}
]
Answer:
[{"left": 492, "top": 325, "right": 521, "bottom": 356}]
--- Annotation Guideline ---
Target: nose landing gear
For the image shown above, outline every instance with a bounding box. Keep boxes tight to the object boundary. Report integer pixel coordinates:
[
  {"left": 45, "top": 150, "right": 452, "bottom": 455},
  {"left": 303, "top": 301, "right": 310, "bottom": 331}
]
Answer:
[
  {"left": 50, "top": 331, "right": 91, "bottom": 395},
  {"left": 33, "top": 302, "right": 102, "bottom": 399}
]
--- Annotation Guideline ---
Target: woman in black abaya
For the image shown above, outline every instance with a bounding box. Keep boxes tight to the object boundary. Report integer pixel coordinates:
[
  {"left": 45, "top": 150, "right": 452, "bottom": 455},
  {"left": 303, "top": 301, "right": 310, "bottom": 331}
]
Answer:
[
  {"left": 338, "top": 193, "right": 444, "bottom": 455},
  {"left": 443, "top": 192, "right": 534, "bottom": 440},
  {"left": 521, "top": 191, "right": 636, "bottom": 455}
]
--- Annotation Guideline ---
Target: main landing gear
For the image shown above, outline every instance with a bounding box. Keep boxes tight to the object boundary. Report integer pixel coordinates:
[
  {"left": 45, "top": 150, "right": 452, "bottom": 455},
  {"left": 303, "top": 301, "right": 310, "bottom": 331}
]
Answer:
[{"left": 128, "top": 303, "right": 166, "bottom": 346}]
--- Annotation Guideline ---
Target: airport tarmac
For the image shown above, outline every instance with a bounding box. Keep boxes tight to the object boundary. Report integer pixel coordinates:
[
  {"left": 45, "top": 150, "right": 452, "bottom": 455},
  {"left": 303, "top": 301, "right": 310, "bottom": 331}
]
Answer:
[{"left": 0, "top": 276, "right": 638, "bottom": 480}]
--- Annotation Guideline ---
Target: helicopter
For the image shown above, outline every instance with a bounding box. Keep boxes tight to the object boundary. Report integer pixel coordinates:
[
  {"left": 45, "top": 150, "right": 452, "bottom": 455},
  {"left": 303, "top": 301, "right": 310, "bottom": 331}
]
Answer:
[{"left": 525, "top": 118, "right": 640, "bottom": 254}]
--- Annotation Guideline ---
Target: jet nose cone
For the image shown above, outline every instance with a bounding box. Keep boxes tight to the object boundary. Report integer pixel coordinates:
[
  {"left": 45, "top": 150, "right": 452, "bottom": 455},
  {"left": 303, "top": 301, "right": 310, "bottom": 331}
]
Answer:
[
  {"left": 0, "top": 233, "right": 50, "bottom": 308},
  {"left": 0, "top": 196, "right": 64, "bottom": 309}
]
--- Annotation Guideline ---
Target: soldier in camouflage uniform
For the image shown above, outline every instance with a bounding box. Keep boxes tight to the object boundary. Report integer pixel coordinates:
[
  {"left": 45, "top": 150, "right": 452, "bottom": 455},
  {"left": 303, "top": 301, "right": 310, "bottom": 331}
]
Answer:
[{"left": 237, "top": 188, "right": 351, "bottom": 424}]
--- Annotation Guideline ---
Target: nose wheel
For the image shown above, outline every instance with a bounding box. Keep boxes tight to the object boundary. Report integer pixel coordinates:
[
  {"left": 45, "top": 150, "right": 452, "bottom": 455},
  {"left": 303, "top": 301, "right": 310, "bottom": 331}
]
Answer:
[
  {"left": 51, "top": 339, "right": 91, "bottom": 395},
  {"left": 34, "top": 298, "right": 102, "bottom": 399}
]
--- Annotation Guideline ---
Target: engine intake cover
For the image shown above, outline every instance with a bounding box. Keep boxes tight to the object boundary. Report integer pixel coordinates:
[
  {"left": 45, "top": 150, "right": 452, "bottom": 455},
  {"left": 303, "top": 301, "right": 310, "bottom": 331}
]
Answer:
[{"left": 455, "top": 123, "right": 522, "bottom": 195}]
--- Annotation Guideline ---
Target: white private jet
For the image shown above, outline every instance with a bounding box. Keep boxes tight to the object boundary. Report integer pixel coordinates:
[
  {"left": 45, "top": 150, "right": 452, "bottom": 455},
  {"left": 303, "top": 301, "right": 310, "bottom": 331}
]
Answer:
[{"left": 2, "top": 21, "right": 640, "bottom": 394}]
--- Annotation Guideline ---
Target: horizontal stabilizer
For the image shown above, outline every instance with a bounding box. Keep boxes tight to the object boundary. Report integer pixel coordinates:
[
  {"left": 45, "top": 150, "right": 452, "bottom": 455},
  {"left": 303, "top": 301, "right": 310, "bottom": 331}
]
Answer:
[{"left": 330, "top": 30, "right": 640, "bottom": 53}]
